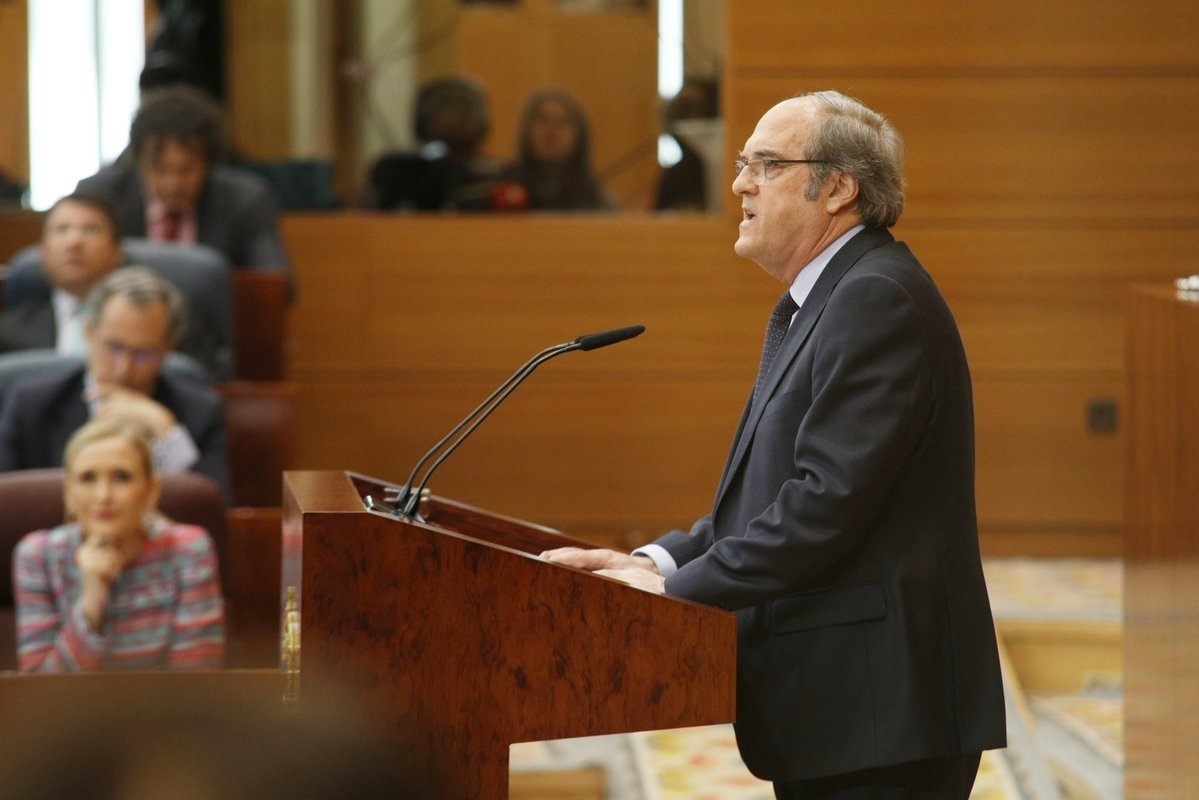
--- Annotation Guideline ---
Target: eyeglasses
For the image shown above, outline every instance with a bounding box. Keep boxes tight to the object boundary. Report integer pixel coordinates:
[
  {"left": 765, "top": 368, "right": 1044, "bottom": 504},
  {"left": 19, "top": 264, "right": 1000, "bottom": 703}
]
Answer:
[
  {"left": 733, "top": 157, "right": 828, "bottom": 185},
  {"left": 101, "top": 340, "right": 164, "bottom": 366}
]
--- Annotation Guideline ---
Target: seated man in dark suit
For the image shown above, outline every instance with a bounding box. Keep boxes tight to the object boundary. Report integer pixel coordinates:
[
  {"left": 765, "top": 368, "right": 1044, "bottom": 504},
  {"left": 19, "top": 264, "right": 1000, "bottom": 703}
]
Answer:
[
  {"left": 0, "top": 192, "right": 227, "bottom": 377},
  {"left": 0, "top": 193, "right": 124, "bottom": 356},
  {"left": 75, "top": 85, "right": 296, "bottom": 299},
  {"left": 0, "top": 267, "right": 230, "bottom": 502}
]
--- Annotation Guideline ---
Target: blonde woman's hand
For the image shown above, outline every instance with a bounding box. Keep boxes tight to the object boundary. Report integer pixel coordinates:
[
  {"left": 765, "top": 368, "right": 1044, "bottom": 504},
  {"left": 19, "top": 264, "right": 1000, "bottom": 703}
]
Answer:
[{"left": 75, "top": 535, "right": 126, "bottom": 631}]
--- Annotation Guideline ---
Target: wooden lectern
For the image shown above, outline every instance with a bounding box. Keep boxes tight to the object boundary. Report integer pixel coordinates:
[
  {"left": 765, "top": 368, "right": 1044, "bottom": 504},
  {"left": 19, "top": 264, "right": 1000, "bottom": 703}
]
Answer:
[{"left": 282, "top": 470, "right": 737, "bottom": 799}]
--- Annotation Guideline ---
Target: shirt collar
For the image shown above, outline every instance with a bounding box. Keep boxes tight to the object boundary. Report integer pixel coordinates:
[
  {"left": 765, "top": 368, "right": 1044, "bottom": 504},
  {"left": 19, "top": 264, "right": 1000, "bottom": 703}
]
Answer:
[
  {"left": 787, "top": 224, "right": 866, "bottom": 307},
  {"left": 52, "top": 288, "right": 82, "bottom": 320}
]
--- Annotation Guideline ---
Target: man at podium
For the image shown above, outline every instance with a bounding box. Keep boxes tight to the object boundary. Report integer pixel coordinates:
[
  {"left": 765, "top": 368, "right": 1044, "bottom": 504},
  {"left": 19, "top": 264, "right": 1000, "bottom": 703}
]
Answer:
[{"left": 543, "top": 91, "right": 1007, "bottom": 799}]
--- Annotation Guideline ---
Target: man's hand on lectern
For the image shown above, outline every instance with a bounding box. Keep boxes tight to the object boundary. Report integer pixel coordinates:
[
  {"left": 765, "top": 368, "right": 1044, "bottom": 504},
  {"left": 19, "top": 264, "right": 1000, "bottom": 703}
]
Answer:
[{"left": 539, "top": 547, "right": 665, "bottom": 594}]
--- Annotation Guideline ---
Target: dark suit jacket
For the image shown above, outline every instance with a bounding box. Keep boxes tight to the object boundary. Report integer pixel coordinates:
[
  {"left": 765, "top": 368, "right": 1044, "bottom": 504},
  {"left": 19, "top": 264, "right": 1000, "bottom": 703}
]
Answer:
[
  {"left": 0, "top": 300, "right": 226, "bottom": 379},
  {"left": 0, "top": 365, "right": 231, "bottom": 503},
  {"left": 76, "top": 163, "right": 295, "bottom": 298},
  {"left": 653, "top": 227, "right": 1006, "bottom": 782}
]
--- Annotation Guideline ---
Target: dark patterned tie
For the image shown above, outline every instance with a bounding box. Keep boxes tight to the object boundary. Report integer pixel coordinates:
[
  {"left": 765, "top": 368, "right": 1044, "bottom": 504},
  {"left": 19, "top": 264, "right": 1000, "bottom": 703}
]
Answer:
[{"left": 754, "top": 291, "right": 799, "bottom": 399}]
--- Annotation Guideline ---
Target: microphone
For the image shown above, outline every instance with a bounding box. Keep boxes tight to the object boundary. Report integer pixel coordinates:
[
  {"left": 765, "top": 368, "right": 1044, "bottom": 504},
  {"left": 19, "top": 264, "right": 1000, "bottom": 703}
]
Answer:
[
  {"left": 575, "top": 325, "right": 645, "bottom": 351},
  {"left": 391, "top": 324, "right": 645, "bottom": 518}
]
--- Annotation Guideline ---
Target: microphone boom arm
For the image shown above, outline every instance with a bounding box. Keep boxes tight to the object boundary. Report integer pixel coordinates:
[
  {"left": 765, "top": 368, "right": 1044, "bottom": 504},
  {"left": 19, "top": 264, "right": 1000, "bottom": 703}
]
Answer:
[
  {"left": 392, "top": 324, "right": 645, "bottom": 519},
  {"left": 398, "top": 342, "right": 580, "bottom": 516}
]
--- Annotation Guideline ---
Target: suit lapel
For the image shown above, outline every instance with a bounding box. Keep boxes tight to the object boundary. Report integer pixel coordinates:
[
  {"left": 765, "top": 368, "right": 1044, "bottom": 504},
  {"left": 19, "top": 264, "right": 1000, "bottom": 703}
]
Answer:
[{"left": 712, "top": 228, "right": 895, "bottom": 510}]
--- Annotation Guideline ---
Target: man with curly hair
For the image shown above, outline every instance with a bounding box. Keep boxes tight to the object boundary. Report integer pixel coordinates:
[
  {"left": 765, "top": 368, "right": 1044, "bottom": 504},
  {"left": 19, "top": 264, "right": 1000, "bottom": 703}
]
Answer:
[{"left": 76, "top": 85, "right": 295, "bottom": 298}]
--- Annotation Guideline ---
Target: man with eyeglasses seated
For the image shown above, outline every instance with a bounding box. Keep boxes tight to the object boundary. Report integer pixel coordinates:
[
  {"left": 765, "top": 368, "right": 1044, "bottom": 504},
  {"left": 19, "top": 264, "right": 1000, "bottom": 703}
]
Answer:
[{"left": 0, "top": 267, "right": 230, "bottom": 502}]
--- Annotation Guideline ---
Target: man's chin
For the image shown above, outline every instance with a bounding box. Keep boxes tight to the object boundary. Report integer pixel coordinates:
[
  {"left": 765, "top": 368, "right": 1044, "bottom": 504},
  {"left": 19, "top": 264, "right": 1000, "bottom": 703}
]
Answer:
[{"left": 733, "top": 237, "right": 755, "bottom": 259}]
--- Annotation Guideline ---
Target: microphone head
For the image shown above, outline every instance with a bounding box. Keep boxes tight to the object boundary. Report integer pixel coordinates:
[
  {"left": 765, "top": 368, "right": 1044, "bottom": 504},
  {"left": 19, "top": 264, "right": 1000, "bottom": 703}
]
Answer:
[{"left": 574, "top": 324, "right": 646, "bottom": 351}]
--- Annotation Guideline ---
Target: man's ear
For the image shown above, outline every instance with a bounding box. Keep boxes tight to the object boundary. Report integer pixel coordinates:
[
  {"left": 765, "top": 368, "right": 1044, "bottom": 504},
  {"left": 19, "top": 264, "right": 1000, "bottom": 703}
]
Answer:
[{"left": 824, "top": 171, "right": 859, "bottom": 216}]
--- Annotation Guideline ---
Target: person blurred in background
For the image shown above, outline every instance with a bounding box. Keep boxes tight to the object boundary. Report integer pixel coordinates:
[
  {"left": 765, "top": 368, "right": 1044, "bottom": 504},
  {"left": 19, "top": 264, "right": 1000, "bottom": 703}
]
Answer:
[
  {"left": 75, "top": 85, "right": 295, "bottom": 299},
  {"left": 12, "top": 418, "right": 224, "bottom": 672},
  {"left": 0, "top": 267, "right": 231, "bottom": 501},
  {"left": 0, "top": 678, "right": 434, "bottom": 798},
  {"left": 0, "top": 193, "right": 225, "bottom": 375},
  {"left": 654, "top": 77, "right": 720, "bottom": 212},
  {"left": 0, "top": 194, "right": 124, "bottom": 356},
  {"left": 497, "top": 89, "right": 619, "bottom": 212},
  {"left": 362, "top": 75, "right": 502, "bottom": 212}
]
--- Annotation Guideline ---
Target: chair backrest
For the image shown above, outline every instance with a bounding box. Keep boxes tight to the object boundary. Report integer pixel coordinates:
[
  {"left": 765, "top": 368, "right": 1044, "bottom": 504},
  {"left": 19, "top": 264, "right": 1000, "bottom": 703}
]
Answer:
[
  {"left": 231, "top": 273, "right": 289, "bottom": 381},
  {"left": 0, "top": 351, "right": 84, "bottom": 402},
  {"left": 6, "top": 239, "right": 235, "bottom": 380},
  {"left": 217, "top": 381, "right": 296, "bottom": 507},
  {"left": 0, "top": 468, "right": 229, "bottom": 671}
]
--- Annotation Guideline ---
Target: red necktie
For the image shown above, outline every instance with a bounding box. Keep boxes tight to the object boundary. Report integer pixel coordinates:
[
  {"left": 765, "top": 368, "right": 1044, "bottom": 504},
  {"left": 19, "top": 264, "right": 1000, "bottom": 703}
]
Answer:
[{"left": 161, "top": 211, "right": 182, "bottom": 242}]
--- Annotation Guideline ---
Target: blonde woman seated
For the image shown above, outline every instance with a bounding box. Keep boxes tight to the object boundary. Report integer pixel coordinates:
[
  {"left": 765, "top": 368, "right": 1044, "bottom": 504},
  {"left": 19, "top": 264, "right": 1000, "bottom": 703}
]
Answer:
[{"left": 13, "top": 419, "right": 224, "bottom": 671}]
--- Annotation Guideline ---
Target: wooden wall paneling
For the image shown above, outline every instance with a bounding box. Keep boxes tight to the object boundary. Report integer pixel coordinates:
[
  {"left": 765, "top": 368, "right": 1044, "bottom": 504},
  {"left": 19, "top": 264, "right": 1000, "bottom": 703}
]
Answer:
[
  {"left": 279, "top": 220, "right": 378, "bottom": 375},
  {"left": 278, "top": 213, "right": 1185, "bottom": 553},
  {"left": 282, "top": 214, "right": 768, "bottom": 540},
  {"left": 728, "top": 0, "right": 1199, "bottom": 75},
  {"left": 0, "top": 0, "right": 29, "bottom": 188},
  {"left": 284, "top": 215, "right": 765, "bottom": 379},
  {"left": 911, "top": 227, "right": 1199, "bottom": 373},
  {"left": 344, "top": 374, "right": 747, "bottom": 537},
  {"left": 905, "top": 216, "right": 1199, "bottom": 552},
  {"left": 294, "top": 380, "right": 387, "bottom": 468},
  {"left": 729, "top": 76, "right": 1199, "bottom": 224},
  {"left": 972, "top": 375, "right": 1123, "bottom": 552}
]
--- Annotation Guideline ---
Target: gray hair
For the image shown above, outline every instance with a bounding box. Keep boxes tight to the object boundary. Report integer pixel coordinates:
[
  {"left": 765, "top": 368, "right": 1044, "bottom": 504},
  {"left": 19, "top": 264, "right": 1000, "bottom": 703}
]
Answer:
[
  {"left": 797, "top": 90, "right": 905, "bottom": 229},
  {"left": 84, "top": 266, "right": 189, "bottom": 345}
]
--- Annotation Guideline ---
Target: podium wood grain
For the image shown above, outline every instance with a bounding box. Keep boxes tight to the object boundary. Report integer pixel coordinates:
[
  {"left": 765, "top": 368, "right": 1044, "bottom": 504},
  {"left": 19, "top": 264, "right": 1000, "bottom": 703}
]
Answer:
[{"left": 283, "top": 470, "right": 736, "bottom": 799}]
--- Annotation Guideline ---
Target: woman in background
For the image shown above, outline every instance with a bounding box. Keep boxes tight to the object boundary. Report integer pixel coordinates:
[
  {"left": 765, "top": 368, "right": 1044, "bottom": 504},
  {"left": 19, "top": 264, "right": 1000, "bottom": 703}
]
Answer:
[
  {"left": 13, "top": 418, "right": 224, "bottom": 671},
  {"left": 500, "top": 89, "right": 618, "bottom": 212}
]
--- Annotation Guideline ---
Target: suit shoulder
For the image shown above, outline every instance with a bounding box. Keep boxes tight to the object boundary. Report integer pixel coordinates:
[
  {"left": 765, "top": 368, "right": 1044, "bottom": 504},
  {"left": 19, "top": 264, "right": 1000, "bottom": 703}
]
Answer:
[
  {"left": 846, "top": 241, "right": 946, "bottom": 297},
  {"left": 76, "top": 163, "right": 136, "bottom": 195},
  {"left": 4, "top": 364, "right": 84, "bottom": 401}
]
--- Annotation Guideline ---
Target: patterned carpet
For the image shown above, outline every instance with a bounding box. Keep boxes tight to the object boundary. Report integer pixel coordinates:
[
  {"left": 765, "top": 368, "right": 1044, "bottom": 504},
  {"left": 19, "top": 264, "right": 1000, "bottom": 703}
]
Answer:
[
  {"left": 629, "top": 726, "right": 1023, "bottom": 800},
  {"left": 982, "top": 558, "right": 1122, "bottom": 623},
  {"left": 512, "top": 558, "right": 1124, "bottom": 800}
]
